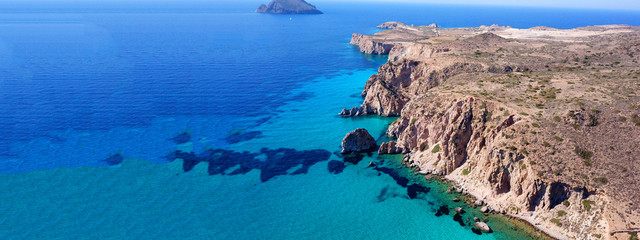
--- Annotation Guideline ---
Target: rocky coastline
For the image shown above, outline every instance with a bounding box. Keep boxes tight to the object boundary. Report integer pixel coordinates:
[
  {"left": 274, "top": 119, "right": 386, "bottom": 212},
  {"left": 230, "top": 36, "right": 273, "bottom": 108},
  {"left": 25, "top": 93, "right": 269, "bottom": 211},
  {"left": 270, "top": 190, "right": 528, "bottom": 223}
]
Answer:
[{"left": 343, "top": 22, "right": 640, "bottom": 240}]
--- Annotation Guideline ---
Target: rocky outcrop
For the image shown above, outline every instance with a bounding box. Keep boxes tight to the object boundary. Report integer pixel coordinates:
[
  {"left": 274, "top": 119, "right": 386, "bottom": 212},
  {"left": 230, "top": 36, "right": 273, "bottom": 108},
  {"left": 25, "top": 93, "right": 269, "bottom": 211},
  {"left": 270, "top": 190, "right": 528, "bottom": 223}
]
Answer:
[
  {"left": 341, "top": 128, "right": 377, "bottom": 154},
  {"left": 350, "top": 33, "right": 395, "bottom": 55},
  {"left": 341, "top": 59, "right": 485, "bottom": 117},
  {"left": 339, "top": 106, "right": 365, "bottom": 116},
  {"left": 473, "top": 222, "right": 492, "bottom": 233},
  {"left": 376, "top": 21, "right": 437, "bottom": 30},
  {"left": 480, "top": 206, "right": 489, "bottom": 213},
  {"left": 349, "top": 22, "right": 439, "bottom": 55},
  {"left": 256, "top": 0, "right": 322, "bottom": 14},
  {"left": 378, "top": 141, "right": 404, "bottom": 154},
  {"left": 377, "top": 22, "right": 408, "bottom": 30}
]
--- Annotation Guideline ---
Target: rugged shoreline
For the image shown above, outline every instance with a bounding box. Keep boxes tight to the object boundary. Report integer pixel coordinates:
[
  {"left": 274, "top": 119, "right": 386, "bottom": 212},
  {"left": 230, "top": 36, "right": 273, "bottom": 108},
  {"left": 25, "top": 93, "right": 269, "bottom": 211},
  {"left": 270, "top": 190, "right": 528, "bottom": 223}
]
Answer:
[
  {"left": 345, "top": 22, "right": 640, "bottom": 240},
  {"left": 434, "top": 174, "right": 558, "bottom": 239},
  {"left": 441, "top": 174, "right": 565, "bottom": 240}
]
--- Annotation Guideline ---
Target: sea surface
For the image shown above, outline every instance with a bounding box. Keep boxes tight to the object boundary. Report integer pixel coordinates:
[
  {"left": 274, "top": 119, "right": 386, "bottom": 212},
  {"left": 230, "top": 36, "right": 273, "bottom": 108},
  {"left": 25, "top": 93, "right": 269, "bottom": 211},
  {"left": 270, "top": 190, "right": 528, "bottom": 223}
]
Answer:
[{"left": 0, "top": 1, "right": 639, "bottom": 239}]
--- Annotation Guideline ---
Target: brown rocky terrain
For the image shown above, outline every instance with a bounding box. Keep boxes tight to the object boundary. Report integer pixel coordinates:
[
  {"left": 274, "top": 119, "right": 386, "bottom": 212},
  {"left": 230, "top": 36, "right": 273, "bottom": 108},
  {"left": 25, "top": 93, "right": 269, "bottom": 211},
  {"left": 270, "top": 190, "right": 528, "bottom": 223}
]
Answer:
[{"left": 344, "top": 22, "right": 640, "bottom": 240}]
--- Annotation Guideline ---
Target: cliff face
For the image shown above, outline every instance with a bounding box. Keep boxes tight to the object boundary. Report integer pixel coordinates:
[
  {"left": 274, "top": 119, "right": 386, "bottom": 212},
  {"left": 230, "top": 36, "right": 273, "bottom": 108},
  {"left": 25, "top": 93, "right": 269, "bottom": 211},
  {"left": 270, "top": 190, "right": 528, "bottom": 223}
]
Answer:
[
  {"left": 388, "top": 96, "right": 609, "bottom": 239},
  {"left": 349, "top": 33, "right": 396, "bottom": 55},
  {"left": 348, "top": 21, "right": 439, "bottom": 55},
  {"left": 256, "top": 0, "right": 322, "bottom": 14},
  {"left": 347, "top": 22, "right": 640, "bottom": 240}
]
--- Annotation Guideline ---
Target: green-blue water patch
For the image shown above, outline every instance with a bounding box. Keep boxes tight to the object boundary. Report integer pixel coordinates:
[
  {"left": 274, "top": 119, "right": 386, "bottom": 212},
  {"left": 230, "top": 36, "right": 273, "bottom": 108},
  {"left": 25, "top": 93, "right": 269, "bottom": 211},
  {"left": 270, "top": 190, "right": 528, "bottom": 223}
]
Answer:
[{"left": 0, "top": 68, "right": 545, "bottom": 240}]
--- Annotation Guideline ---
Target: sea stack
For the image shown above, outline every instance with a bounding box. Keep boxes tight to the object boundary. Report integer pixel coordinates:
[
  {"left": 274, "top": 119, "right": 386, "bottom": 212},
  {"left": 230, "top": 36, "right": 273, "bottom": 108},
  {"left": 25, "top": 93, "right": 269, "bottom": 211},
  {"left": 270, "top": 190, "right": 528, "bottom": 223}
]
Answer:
[
  {"left": 256, "top": 0, "right": 323, "bottom": 14},
  {"left": 341, "top": 128, "right": 377, "bottom": 154}
]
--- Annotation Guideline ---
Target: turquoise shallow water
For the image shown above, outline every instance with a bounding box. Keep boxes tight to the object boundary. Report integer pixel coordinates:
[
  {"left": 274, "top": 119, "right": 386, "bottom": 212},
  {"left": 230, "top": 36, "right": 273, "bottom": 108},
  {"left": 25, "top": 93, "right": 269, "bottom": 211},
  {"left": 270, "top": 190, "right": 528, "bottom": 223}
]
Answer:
[
  {"left": 0, "top": 68, "right": 545, "bottom": 240},
  {"left": 1, "top": 2, "right": 639, "bottom": 239}
]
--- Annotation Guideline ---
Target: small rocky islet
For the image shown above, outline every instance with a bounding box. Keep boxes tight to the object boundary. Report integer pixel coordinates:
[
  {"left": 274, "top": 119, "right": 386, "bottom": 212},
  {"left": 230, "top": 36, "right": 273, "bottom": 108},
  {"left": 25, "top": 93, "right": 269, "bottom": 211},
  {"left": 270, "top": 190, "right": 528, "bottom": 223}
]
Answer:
[
  {"left": 341, "top": 21, "right": 640, "bottom": 239},
  {"left": 256, "top": 0, "right": 322, "bottom": 15},
  {"left": 340, "top": 128, "right": 377, "bottom": 154}
]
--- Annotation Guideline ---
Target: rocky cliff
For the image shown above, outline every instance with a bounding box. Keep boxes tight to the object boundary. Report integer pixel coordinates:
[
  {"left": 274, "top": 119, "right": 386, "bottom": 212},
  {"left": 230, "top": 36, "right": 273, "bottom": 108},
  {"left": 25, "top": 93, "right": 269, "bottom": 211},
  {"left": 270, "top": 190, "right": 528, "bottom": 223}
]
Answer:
[
  {"left": 346, "top": 22, "right": 640, "bottom": 240},
  {"left": 256, "top": 0, "right": 322, "bottom": 14},
  {"left": 349, "top": 33, "right": 396, "bottom": 55},
  {"left": 349, "top": 22, "right": 439, "bottom": 55}
]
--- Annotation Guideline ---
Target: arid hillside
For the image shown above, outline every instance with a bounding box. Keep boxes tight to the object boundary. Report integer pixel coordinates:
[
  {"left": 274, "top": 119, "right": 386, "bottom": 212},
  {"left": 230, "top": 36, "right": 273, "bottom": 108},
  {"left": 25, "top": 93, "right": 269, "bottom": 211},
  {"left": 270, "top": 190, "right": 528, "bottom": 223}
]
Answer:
[{"left": 345, "top": 22, "right": 640, "bottom": 240}]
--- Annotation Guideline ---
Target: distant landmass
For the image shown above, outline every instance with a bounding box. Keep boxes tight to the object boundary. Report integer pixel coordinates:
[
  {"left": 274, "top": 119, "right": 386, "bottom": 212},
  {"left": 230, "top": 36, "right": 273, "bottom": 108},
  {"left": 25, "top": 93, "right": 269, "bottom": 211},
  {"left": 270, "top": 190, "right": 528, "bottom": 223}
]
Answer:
[{"left": 256, "top": 0, "right": 323, "bottom": 15}]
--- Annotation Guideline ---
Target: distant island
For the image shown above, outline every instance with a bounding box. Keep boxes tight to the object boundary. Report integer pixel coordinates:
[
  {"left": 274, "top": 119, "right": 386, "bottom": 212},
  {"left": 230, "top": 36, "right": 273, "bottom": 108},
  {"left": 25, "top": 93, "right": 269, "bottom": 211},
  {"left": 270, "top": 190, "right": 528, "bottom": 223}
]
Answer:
[
  {"left": 344, "top": 22, "right": 640, "bottom": 239},
  {"left": 256, "top": 0, "right": 323, "bottom": 15}
]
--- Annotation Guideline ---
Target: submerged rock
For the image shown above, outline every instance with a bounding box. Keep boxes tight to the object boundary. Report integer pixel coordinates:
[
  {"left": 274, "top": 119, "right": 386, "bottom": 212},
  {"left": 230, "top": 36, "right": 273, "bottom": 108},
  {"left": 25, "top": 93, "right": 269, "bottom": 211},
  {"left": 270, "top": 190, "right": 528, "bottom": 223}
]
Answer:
[
  {"left": 473, "top": 222, "right": 492, "bottom": 233},
  {"left": 453, "top": 213, "right": 465, "bottom": 226},
  {"left": 102, "top": 153, "right": 124, "bottom": 166},
  {"left": 171, "top": 132, "right": 191, "bottom": 144},
  {"left": 341, "top": 128, "right": 377, "bottom": 154},
  {"left": 327, "top": 160, "right": 346, "bottom": 174},
  {"left": 435, "top": 205, "right": 450, "bottom": 216},
  {"left": 256, "top": 0, "right": 322, "bottom": 14}
]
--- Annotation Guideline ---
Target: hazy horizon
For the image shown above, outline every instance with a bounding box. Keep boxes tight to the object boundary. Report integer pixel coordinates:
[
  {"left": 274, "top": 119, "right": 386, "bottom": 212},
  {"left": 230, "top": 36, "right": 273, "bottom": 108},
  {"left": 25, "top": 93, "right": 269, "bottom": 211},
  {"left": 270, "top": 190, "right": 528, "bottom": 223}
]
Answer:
[
  {"left": 0, "top": 0, "right": 639, "bottom": 11},
  {"left": 314, "top": 0, "right": 640, "bottom": 10}
]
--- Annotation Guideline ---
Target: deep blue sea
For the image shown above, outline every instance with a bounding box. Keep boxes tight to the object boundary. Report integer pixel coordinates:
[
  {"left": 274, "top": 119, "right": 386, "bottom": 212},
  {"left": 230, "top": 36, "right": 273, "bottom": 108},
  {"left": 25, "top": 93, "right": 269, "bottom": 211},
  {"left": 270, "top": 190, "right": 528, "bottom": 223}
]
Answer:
[{"left": 0, "top": 1, "right": 638, "bottom": 239}]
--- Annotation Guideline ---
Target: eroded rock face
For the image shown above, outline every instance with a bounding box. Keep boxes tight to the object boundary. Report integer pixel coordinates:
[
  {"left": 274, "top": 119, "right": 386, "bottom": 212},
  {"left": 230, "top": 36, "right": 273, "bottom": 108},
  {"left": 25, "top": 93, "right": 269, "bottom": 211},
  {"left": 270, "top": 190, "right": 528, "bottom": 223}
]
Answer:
[
  {"left": 341, "top": 128, "right": 377, "bottom": 154},
  {"left": 341, "top": 58, "right": 486, "bottom": 117},
  {"left": 382, "top": 97, "right": 599, "bottom": 213},
  {"left": 378, "top": 141, "right": 404, "bottom": 154},
  {"left": 350, "top": 33, "right": 395, "bottom": 55},
  {"left": 349, "top": 22, "right": 438, "bottom": 55}
]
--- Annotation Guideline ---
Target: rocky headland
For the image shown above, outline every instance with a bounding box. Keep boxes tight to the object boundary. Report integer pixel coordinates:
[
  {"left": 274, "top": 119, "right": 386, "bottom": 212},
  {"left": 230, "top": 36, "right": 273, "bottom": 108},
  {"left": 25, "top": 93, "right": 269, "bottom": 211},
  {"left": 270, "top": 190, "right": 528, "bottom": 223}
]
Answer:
[
  {"left": 256, "top": 0, "right": 322, "bottom": 15},
  {"left": 344, "top": 22, "right": 640, "bottom": 240}
]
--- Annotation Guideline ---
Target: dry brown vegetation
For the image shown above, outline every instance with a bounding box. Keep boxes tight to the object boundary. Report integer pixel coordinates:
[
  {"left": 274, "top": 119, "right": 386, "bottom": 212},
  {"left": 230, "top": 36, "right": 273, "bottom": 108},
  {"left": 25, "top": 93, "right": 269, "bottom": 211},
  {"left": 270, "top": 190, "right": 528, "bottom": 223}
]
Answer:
[{"left": 350, "top": 23, "right": 640, "bottom": 240}]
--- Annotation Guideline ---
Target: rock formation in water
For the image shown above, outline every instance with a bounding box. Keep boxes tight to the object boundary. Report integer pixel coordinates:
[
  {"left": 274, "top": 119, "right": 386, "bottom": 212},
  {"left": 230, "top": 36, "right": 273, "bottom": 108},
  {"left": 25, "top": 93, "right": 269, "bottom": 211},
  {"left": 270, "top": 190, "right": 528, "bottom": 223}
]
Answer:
[
  {"left": 341, "top": 128, "right": 377, "bottom": 154},
  {"left": 256, "top": 0, "right": 322, "bottom": 15},
  {"left": 346, "top": 21, "right": 640, "bottom": 240},
  {"left": 473, "top": 221, "right": 492, "bottom": 233}
]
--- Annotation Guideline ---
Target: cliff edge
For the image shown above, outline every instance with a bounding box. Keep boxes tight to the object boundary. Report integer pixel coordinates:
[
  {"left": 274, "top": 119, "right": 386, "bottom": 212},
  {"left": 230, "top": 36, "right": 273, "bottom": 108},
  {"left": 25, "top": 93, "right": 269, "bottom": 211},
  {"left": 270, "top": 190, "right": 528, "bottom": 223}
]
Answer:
[
  {"left": 346, "top": 21, "right": 640, "bottom": 240},
  {"left": 256, "top": 0, "right": 322, "bottom": 15}
]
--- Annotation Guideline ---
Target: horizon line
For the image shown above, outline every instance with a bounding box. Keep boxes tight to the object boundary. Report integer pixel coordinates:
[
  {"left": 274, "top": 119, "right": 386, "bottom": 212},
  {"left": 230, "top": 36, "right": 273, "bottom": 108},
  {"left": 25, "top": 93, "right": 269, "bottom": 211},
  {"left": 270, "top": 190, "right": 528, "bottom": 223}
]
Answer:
[{"left": 1, "top": 0, "right": 639, "bottom": 11}]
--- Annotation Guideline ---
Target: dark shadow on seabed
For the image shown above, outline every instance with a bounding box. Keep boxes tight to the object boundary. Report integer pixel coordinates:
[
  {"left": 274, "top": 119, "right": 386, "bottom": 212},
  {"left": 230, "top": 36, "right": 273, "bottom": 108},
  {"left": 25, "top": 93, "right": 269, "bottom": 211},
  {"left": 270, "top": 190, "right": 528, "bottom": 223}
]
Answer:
[{"left": 165, "top": 147, "right": 332, "bottom": 183}]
